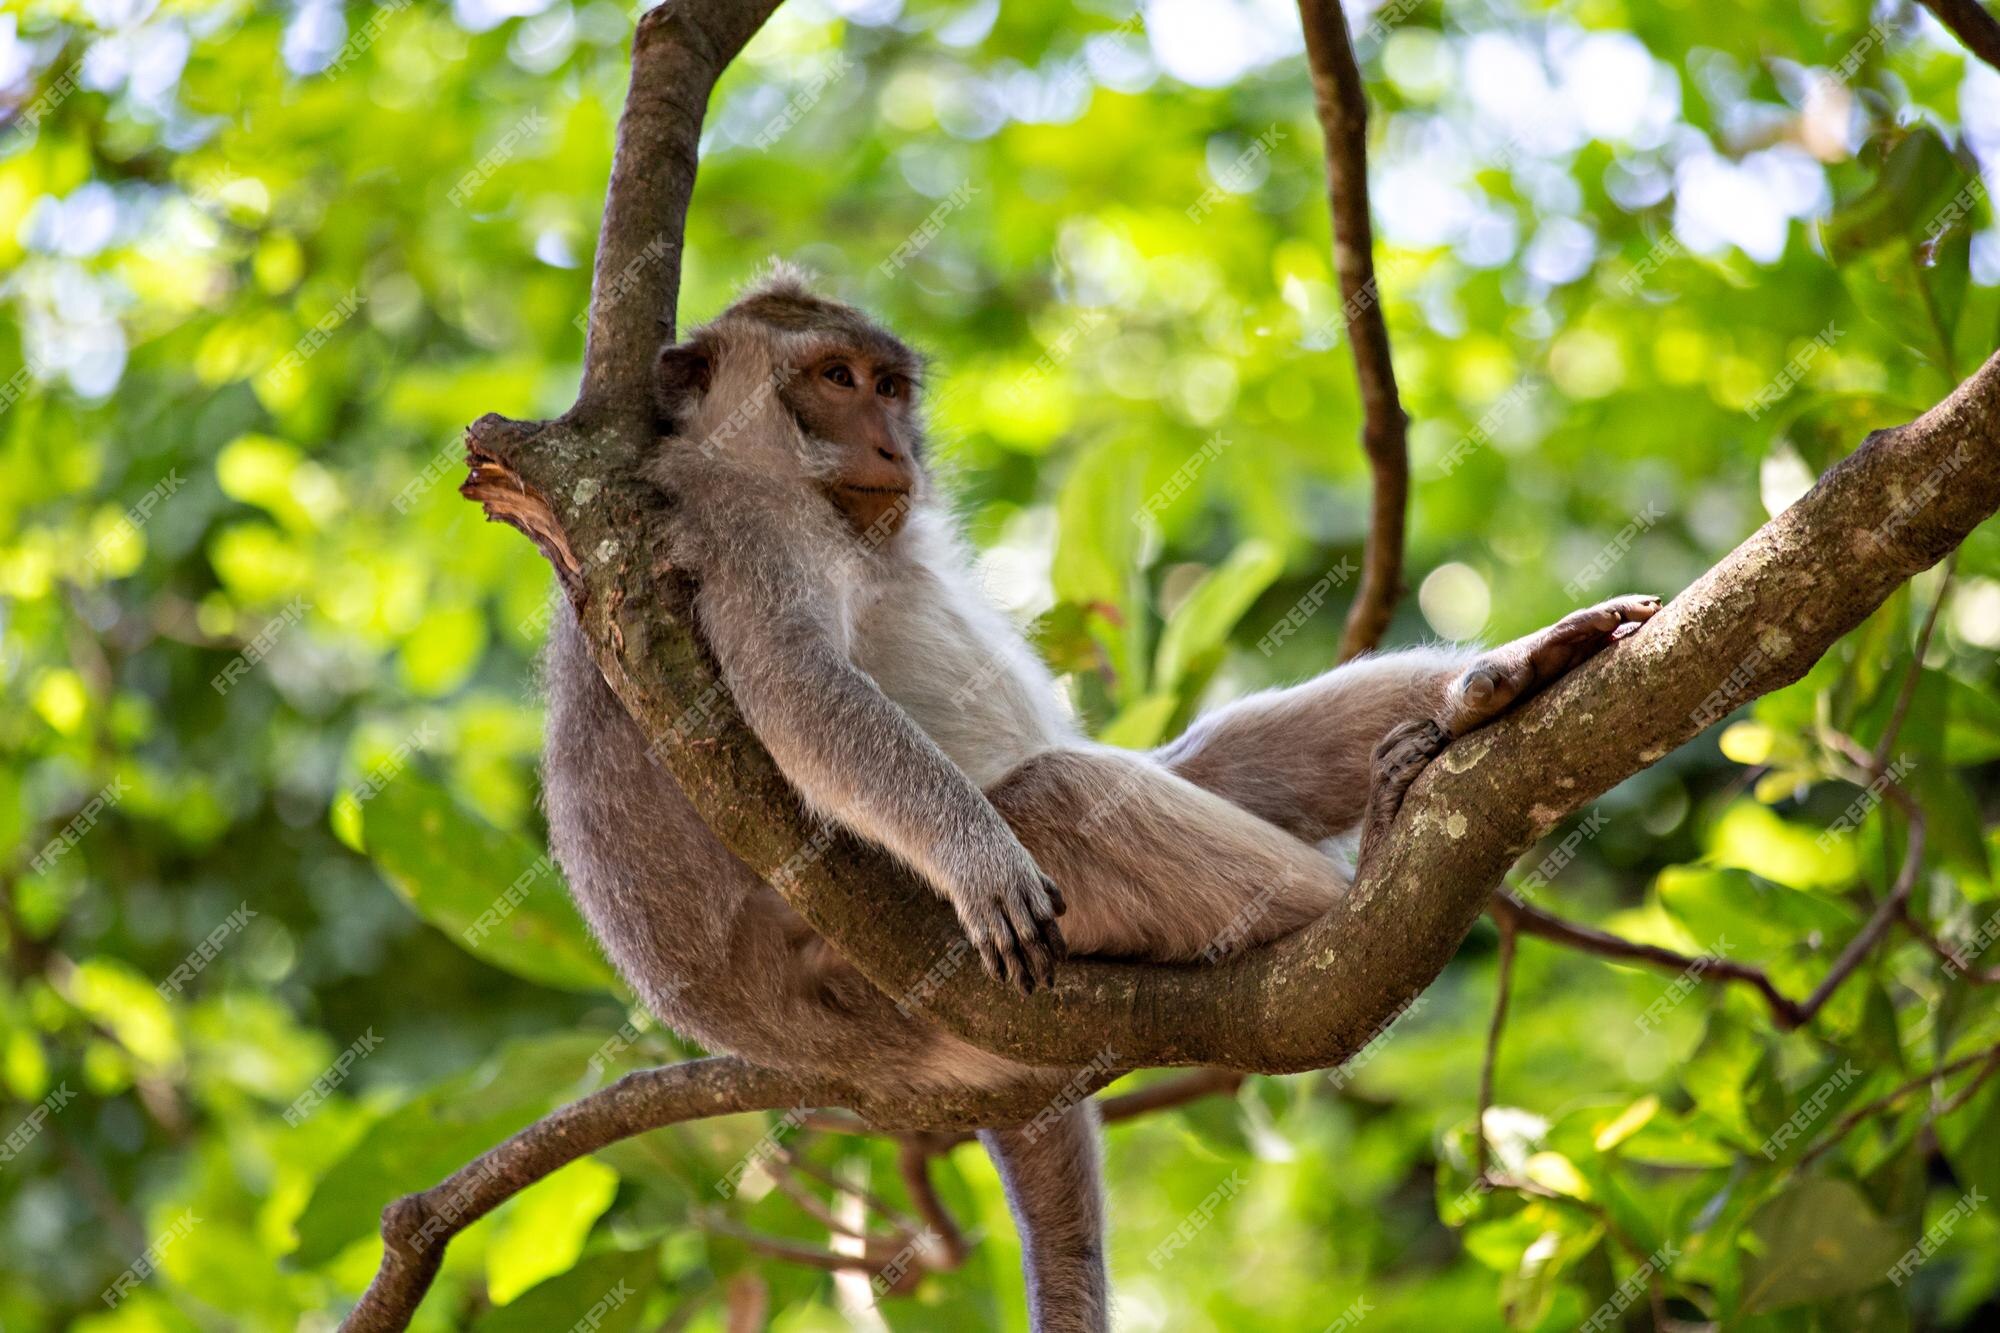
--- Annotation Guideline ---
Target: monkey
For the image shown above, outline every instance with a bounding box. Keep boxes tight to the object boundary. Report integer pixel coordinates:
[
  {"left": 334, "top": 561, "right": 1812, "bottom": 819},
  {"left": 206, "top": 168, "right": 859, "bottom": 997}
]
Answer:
[{"left": 539, "top": 265, "right": 1659, "bottom": 1332}]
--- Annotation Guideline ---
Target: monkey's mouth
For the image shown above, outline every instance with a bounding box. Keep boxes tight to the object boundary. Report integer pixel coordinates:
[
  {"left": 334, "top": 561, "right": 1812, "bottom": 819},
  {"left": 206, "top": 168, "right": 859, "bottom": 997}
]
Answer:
[{"left": 836, "top": 483, "right": 912, "bottom": 497}]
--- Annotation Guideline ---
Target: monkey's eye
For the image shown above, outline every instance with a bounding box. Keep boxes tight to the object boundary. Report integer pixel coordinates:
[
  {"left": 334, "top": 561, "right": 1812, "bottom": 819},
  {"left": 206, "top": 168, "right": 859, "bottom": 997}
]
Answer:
[
  {"left": 876, "top": 377, "right": 899, "bottom": 399},
  {"left": 823, "top": 364, "right": 856, "bottom": 388}
]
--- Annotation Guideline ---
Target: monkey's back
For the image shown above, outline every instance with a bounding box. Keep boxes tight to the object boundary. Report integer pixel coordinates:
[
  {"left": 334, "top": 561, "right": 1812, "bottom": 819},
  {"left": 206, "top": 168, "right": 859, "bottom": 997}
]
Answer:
[{"left": 540, "top": 600, "right": 1021, "bottom": 1091}]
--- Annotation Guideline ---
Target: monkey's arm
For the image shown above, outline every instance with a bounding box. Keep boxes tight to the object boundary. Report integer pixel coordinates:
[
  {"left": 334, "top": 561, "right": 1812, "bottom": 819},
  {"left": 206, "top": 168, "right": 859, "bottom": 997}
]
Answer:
[{"left": 695, "top": 559, "right": 1066, "bottom": 994}]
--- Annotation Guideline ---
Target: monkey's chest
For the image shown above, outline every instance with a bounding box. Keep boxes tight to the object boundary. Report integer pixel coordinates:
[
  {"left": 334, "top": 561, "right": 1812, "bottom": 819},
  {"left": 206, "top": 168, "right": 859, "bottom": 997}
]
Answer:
[{"left": 848, "top": 597, "right": 1071, "bottom": 788}]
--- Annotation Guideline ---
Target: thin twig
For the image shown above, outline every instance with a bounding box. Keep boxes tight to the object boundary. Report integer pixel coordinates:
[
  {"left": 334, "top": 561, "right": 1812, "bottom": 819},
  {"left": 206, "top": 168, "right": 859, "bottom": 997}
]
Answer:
[
  {"left": 762, "top": 1154, "right": 886, "bottom": 1243},
  {"left": 1874, "top": 554, "right": 1954, "bottom": 772},
  {"left": 1934, "top": 1046, "right": 2000, "bottom": 1119},
  {"left": 772, "top": 1144, "right": 924, "bottom": 1237},
  {"left": 724, "top": 1273, "right": 771, "bottom": 1333},
  {"left": 1474, "top": 916, "right": 1516, "bottom": 1182},
  {"left": 1918, "top": 0, "right": 2000, "bottom": 73},
  {"left": 341, "top": 1057, "right": 829, "bottom": 1332},
  {"left": 700, "top": 1212, "right": 900, "bottom": 1271},
  {"left": 1297, "top": 0, "right": 1410, "bottom": 660},
  {"left": 1897, "top": 901, "right": 2000, "bottom": 983},
  {"left": 1794, "top": 731, "right": 1927, "bottom": 1023},
  {"left": 1798, "top": 1040, "right": 2000, "bottom": 1168},
  {"left": 1492, "top": 891, "right": 1807, "bottom": 1028},
  {"left": 897, "top": 1139, "right": 970, "bottom": 1268}
]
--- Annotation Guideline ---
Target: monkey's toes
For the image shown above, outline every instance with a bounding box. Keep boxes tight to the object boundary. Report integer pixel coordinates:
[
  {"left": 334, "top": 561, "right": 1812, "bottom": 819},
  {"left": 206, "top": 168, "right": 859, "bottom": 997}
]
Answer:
[
  {"left": 1458, "top": 665, "right": 1502, "bottom": 709},
  {"left": 1604, "top": 593, "right": 1662, "bottom": 627}
]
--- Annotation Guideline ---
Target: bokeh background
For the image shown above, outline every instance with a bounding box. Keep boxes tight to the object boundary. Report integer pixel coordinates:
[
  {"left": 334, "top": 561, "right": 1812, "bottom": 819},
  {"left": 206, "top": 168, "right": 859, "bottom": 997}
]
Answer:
[{"left": 5, "top": 0, "right": 2000, "bottom": 1328}]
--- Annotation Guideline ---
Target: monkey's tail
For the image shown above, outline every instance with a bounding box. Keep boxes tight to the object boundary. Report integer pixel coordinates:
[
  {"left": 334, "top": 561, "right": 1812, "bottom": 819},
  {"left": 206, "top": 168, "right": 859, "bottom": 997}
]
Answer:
[{"left": 978, "top": 1102, "right": 1109, "bottom": 1333}]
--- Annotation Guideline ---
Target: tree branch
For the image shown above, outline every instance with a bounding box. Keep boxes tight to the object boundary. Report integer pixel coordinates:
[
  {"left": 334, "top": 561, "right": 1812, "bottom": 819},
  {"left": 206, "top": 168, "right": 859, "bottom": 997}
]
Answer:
[
  {"left": 342, "top": 1057, "right": 832, "bottom": 1332},
  {"left": 1297, "top": 0, "right": 1409, "bottom": 660},
  {"left": 1493, "top": 891, "right": 1808, "bottom": 1029},
  {"left": 459, "top": 0, "right": 2000, "bottom": 1083},
  {"left": 1919, "top": 0, "right": 2000, "bottom": 74},
  {"left": 1474, "top": 914, "right": 1516, "bottom": 1181},
  {"left": 1798, "top": 1039, "right": 2000, "bottom": 1168},
  {"left": 575, "top": 0, "right": 785, "bottom": 420},
  {"left": 473, "top": 342, "right": 2000, "bottom": 1079}
]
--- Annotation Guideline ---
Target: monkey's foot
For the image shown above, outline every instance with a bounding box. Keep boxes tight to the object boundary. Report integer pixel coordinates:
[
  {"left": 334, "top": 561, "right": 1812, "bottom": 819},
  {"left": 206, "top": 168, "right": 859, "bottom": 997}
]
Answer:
[
  {"left": 1357, "top": 717, "right": 1452, "bottom": 872},
  {"left": 1445, "top": 594, "right": 1661, "bottom": 734}
]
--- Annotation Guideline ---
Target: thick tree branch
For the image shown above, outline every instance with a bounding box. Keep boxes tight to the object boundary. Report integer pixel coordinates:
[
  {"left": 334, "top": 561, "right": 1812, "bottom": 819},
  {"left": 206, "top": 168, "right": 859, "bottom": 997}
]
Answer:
[
  {"left": 576, "top": 0, "right": 785, "bottom": 420},
  {"left": 1919, "top": 0, "right": 2000, "bottom": 73},
  {"left": 1297, "top": 0, "right": 1409, "bottom": 660},
  {"left": 474, "top": 344, "right": 2000, "bottom": 1078},
  {"left": 458, "top": 0, "right": 2000, "bottom": 1082}
]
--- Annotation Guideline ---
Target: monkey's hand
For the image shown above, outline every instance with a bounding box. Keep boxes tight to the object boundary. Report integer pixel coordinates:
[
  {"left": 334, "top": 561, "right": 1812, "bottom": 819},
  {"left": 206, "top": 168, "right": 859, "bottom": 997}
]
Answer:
[{"left": 950, "top": 845, "right": 1067, "bottom": 996}]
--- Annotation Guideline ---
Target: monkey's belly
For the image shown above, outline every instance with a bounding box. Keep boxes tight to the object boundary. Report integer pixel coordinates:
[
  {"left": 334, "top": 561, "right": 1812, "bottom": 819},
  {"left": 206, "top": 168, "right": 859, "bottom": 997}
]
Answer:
[{"left": 852, "top": 618, "right": 1074, "bottom": 787}]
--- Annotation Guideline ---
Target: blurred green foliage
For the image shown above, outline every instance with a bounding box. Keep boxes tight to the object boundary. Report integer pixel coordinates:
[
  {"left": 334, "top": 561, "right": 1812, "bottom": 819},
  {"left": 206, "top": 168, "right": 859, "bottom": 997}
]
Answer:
[{"left": 3, "top": 0, "right": 2000, "bottom": 1328}]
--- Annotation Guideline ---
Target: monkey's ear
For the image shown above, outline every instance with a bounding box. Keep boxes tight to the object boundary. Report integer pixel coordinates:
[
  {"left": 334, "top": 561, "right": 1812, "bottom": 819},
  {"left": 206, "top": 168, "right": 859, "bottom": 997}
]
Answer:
[{"left": 653, "top": 340, "right": 713, "bottom": 436}]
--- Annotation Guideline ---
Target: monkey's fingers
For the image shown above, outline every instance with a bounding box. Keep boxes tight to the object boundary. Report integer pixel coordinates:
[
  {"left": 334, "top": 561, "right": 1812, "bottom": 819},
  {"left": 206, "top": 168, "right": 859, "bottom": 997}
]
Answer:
[
  {"left": 1001, "top": 877, "right": 1065, "bottom": 992},
  {"left": 971, "top": 918, "right": 1025, "bottom": 994},
  {"left": 1044, "top": 876, "right": 1068, "bottom": 917},
  {"left": 1006, "top": 904, "right": 1064, "bottom": 993},
  {"left": 970, "top": 905, "right": 1042, "bottom": 996},
  {"left": 1358, "top": 717, "right": 1452, "bottom": 876}
]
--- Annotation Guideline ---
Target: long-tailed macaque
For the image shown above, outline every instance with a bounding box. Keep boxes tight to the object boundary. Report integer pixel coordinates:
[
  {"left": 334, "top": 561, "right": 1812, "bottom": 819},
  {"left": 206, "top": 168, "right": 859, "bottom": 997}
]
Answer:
[{"left": 541, "top": 267, "right": 1659, "bottom": 1331}]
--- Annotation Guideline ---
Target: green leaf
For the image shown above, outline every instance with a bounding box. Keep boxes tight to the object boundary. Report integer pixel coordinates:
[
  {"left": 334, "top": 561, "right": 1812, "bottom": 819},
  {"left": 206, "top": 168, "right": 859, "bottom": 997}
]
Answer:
[
  {"left": 359, "top": 773, "right": 616, "bottom": 994},
  {"left": 1825, "top": 128, "right": 1977, "bottom": 376},
  {"left": 473, "top": 1248, "right": 658, "bottom": 1333},
  {"left": 1937, "top": 1066, "right": 2000, "bottom": 1209},
  {"left": 1822, "top": 130, "right": 1961, "bottom": 264},
  {"left": 1054, "top": 439, "right": 1147, "bottom": 692},
  {"left": 1740, "top": 1178, "right": 1913, "bottom": 1313},
  {"left": 1656, "top": 865, "right": 1855, "bottom": 967},
  {"left": 292, "top": 1033, "right": 618, "bottom": 1266},
  {"left": 1939, "top": 673, "right": 2000, "bottom": 764},
  {"left": 485, "top": 1157, "right": 622, "bottom": 1304},
  {"left": 1708, "top": 802, "right": 1858, "bottom": 892},
  {"left": 1839, "top": 227, "right": 1968, "bottom": 377},
  {"left": 1152, "top": 538, "right": 1283, "bottom": 696}
]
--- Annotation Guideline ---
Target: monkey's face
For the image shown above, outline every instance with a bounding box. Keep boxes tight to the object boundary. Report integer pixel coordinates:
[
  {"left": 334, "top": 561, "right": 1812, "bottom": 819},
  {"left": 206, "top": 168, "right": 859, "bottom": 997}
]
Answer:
[
  {"left": 781, "top": 344, "right": 924, "bottom": 539},
  {"left": 656, "top": 275, "right": 932, "bottom": 542}
]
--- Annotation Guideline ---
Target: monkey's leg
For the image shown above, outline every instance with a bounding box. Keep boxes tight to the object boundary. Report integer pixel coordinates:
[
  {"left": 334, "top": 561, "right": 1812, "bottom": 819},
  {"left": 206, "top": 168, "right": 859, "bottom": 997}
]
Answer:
[
  {"left": 1441, "top": 594, "right": 1662, "bottom": 734},
  {"left": 986, "top": 747, "right": 1347, "bottom": 961},
  {"left": 979, "top": 1103, "right": 1109, "bottom": 1333},
  {"left": 1160, "top": 597, "right": 1661, "bottom": 851},
  {"left": 1155, "top": 645, "right": 1474, "bottom": 845},
  {"left": 1356, "top": 594, "right": 1661, "bottom": 869}
]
